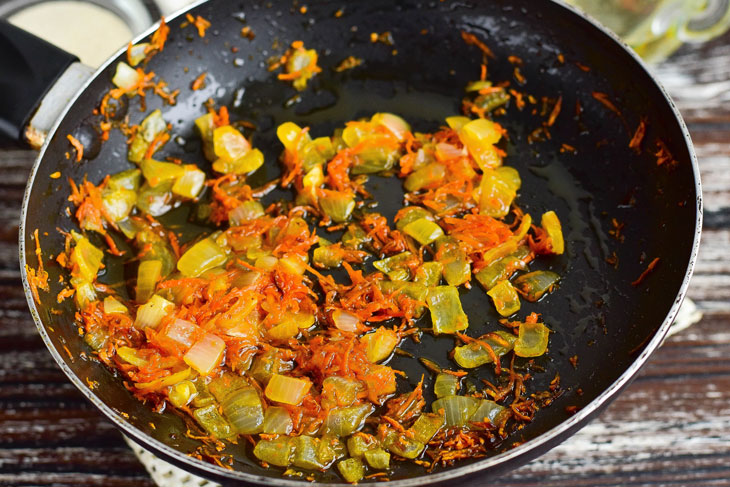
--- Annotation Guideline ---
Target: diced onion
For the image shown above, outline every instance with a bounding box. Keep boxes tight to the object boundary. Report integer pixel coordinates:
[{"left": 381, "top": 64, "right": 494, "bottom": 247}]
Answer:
[
  {"left": 513, "top": 270, "right": 560, "bottom": 302},
  {"left": 254, "top": 254, "right": 278, "bottom": 270},
  {"left": 427, "top": 286, "right": 469, "bottom": 334},
  {"left": 116, "top": 346, "right": 148, "bottom": 367},
  {"left": 71, "top": 237, "right": 104, "bottom": 283},
  {"left": 141, "top": 159, "right": 185, "bottom": 187},
  {"left": 172, "top": 166, "right": 206, "bottom": 199},
  {"left": 479, "top": 169, "right": 516, "bottom": 218},
  {"left": 364, "top": 448, "right": 390, "bottom": 470},
  {"left": 469, "top": 399, "right": 505, "bottom": 424},
  {"left": 302, "top": 164, "right": 324, "bottom": 189},
  {"left": 193, "top": 403, "right": 235, "bottom": 439},
  {"left": 445, "top": 115, "right": 471, "bottom": 130},
  {"left": 432, "top": 395, "right": 479, "bottom": 427},
  {"left": 111, "top": 61, "right": 140, "bottom": 90},
  {"left": 404, "top": 163, "right": 446, "bottom": 192},
  {"left": 458, "top": 118, "right": 502, "bottom": 170},
  {"left": 487, "top": 280, "right": 521, "bottom": 317},
  {"left": 371, "top": 112, "right": 410, "bottom": 141},
  {"left": 222, "top": 387, "right": 264, "bottom": 434},
  {"left": 134, "top": 294, "right": 174, "bottom": 329},
  {"left": 276, "top": 122, "right": 311, "bottom": 153},
  {"left": 135, "top": 367, "right": 191, "bottom": 390},
  {"left": 541, "top": 210, "right": 565, "bottom": 254},
  {"left": 213, "top": 125, "right": 251, "bottom": 161},
  {"left": 262, "top": 406, "right": 293, "bottom": 435},
  {"left": 73, "top": 280, "right": 97, "bottom": 309},
  {"left": 514, "top": 321, "right": 550, "bottom": 357},
  {"left": 452, "top": 330, "right": 517, "bottom": 369},
  {"left": 435, "top": 142, "right": 466, "bottom": 160},
  {"left": 183, "top": 333, "right": 226, "bottom": 375},
  {"left": 433, "top": 373, "right": 460, "bottom": 398},
  {"left": 331, "top": 309, "right": 361, "bottom": 332},
  {"left": 402, "top": 218, "right": 444, "bottom": 245},
  {"left": 265, "top": 373, "right": 312, "bottom": 405},
  {"left": 410, "top": 413, "right": 445, "bottom": 444},
  {"left": 361, "top": 328, "right": 399, "bottom": 363},
  {"left": 103, "top": 296, "right": 127, "bottom": 315},
  {"left": 177, "top": 237, "right": 228, "bottom": 277},
  {"left": 228, "top": 200, "right": 265, "bottom": 225},
  {"left": 167, "top": 380, "right": 197, "bottom": 408},
  {"left": 319, "top": 190, "right": 355, "bottom": 223},
  {"left": 213, "top": 148, "right": 264, "bottom": 175},
  {"left": 129, "top": 110, "right": 167, "bottom": 163},
  {"left": 136, "top": 259, "right": 162, "bottom": 302},
  {"left": 164, "top": 318, "right": 197, "bottom": 347},
  {"left": 321, "top": 377, "right": 363, "bottom": 409},
  {"left": 279, "top": 253, "right": 308, "bottom": 275},
  {"left": 127, "top": 43, "right": 149, "bottom": 66},
  {"left": 267, "top": 318, "right": 300, "bottom": 341},
  {"left": 102, "top": 188, "right": 136, "bottom": 222}
]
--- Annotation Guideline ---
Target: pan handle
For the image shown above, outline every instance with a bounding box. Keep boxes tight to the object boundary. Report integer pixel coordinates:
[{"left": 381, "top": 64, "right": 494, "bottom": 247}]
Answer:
[{"left": 0, "top": 20, "right": 91, "bottom": 147}]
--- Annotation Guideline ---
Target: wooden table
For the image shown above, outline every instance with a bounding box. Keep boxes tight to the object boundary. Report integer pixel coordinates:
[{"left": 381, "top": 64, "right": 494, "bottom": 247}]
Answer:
[{"left": 1, "top": 32, "right": 729, "bottom": 487}]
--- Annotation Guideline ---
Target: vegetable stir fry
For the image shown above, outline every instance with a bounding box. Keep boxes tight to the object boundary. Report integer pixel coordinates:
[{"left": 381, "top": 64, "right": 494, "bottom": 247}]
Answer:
[{"left": 58, "top": 29, "right": 566, "bottom": 483}]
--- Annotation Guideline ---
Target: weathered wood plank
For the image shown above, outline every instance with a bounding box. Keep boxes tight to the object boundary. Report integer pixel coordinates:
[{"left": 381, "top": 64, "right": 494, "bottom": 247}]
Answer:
[{"left": 653, "top": 31, "right": 730, "bottom": 124}]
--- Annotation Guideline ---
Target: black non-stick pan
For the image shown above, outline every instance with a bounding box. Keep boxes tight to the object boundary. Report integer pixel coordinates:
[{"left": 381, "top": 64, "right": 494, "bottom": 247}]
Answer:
[{"left": 6, "top": 0, "right": 701, "bottom": 485}]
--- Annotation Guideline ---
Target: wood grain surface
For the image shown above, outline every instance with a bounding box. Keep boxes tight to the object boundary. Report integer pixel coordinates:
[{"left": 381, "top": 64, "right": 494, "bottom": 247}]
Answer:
[{"left": 2, "top": 30, "right": 730, "bottom": 487}]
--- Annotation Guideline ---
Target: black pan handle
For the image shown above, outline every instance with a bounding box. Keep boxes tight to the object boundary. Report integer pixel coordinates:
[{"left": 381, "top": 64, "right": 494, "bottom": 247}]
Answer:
[{"left": 0, "top": 19, "right": 79, "bottom": 141}]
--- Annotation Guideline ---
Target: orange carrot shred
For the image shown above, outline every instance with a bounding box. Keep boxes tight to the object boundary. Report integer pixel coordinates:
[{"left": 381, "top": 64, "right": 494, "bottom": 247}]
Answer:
[{"left": 66, "top": 134, "right": 84, "bottom": 162}]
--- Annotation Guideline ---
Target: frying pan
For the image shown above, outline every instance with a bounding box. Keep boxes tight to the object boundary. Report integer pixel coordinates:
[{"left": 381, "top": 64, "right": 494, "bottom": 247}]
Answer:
[{"left": 6, "top": 0, "right": 701, "bottom": 485}]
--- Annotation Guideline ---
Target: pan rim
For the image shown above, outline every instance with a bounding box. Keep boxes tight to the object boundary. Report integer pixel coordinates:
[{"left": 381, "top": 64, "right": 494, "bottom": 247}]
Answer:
[{"left": 18, "top": 0, "right": 703, "bottom": 485}]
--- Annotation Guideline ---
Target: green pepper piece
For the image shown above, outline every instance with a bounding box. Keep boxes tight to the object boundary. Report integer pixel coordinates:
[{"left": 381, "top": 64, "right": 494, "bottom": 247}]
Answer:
[
  {"left": 293, "top": 436, "right": 325, "bottom": 470},
  {"left": 373, "top": 251, "right": 412, "bottom": 275},
  {"left": 325, "top": 403, "right": 374, "bottom": 437},
  {"left": 410, "top": 412, "right": 445, "bottom": 444},
  {"left": 338, "top": 457, "right": 365, "bottom": 483},
  {"left": 474, "top": 88, "right": 510, "bottom": 113},
  {"left": 250, "top": 348, "right": 293, "bottom": 385},
  {"left": 193, "top": 404, "right": 235, "bottom": 439},
  {"left": 469, "top": 399, "right": 506, "bottom": 424},
  {"left": 475, "top": 245, "right": 531, "bottom": 291},
  {"left": 383, "top": 429, "right": 425, "bottom": 459},
  {"left": 414, "top": 261, "right": 442, "bottom": 287},
  {"left": 318, "top": 434, "right": 347, "bottom": 466},
  {"left": 129, "top": 109, "right": 167, "bottom": 163},
  {"left": 395, "top": 206, "right": 434, "bottom": 231},
  {"left": 452, "top": 330, "right": 517, "bottom": 369},
  {"left": 364, "top": 448, "right": 390, "bottom": 469},
  {"left": 513, "top": 270, "right": 560, "bottom": 302},
  {"left": 254, "top": 437, "right": 295, "bottom": 467},
  {"left": 347, "top": 432, "right": 378, "bottom": 458}
]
